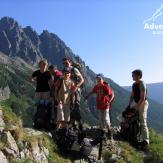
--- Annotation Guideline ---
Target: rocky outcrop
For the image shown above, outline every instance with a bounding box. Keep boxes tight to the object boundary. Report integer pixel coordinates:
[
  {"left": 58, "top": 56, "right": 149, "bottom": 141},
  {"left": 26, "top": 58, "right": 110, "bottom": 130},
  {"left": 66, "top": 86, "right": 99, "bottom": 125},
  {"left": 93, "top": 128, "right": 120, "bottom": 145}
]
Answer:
[
  {"left": 0, "top": 17, "right": 75, "bottom": 65},
  {"left": 0, "top": 86, "right": 10, "bottom": 101},
  {"left": 0, "top": 105, "right": 50, "bottom": 163},
  {"left": 0, "top": 151, "right": 8, "bottom": 163}
]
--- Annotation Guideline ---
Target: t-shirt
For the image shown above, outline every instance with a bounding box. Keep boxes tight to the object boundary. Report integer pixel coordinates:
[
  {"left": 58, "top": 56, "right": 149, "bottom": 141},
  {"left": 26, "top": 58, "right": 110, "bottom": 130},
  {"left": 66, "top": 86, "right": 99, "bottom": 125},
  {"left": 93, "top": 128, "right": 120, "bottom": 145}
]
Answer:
[
  {"left": 32, "top": 70, "right": 52, "bottom": 92},
  {"left": 132, "top": 80, "right": 147, "bottom": 103},
  {"left": 92, "top": 83, "right": 113, "bottom": 110}
]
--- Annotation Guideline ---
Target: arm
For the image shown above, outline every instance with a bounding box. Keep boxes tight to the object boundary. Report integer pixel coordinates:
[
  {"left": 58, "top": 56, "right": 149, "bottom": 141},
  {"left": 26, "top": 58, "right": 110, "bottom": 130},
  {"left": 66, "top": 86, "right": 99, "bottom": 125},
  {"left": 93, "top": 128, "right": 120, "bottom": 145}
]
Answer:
[
  {"left": 85, "top": 90, "right": 94, "bottom": 100},
  {"left": 85, "top": 85, "right": 96, "bottom": 100},
  {"left": 48, "top": 72, "right": 54, "bottom": 88},
  {"left": 48, "top": 79, "right": 54, "bottom": 88},
  {"left": 77, "top": 73, "right": 84, "bottom": 88},
  {"left": 30, "top": 76, "right": 35, "bottom": 82},
  {"left": 30, "top": 71, "right": 36, "bottom": 83},
  {"left": 73, "top": 68, "right": 84, "bottom": 88},
  {"left": 109, "top": 89, "right": 115, "bottom": 103},
  {"left": 105, "top": 85, "right": 114, "bottom": 102}
]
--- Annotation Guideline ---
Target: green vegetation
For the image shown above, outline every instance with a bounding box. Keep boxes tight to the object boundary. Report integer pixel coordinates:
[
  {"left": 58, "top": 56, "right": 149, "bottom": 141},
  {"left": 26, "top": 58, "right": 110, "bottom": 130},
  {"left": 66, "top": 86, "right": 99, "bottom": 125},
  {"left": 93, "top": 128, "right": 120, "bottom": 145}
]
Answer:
[
  {"left": 145, "top": 129, "right": 163, "bottom": 163},
  {"left": 119, "top": 141, "right": 144, "bottom": 163},
  {"left": 102, "top": 129, "right": 163, "bottom": 163},
  {"left": 42, "top": 134, "right": 69, "bottom": 163},
  {"left": 0, "top": 65, "right": 11, "bottom": 88},
  {"left": 1, "top": 103, "right": 22, "bottom": 129},
  {"left": 3, "top": 94, "right": 34, "bottom": 127},
  {"left": 102, "top": 141, "right": 144, "bottom": 163},
  {"left": 0, "top": 104, "right": 69, "bottom": 163}
]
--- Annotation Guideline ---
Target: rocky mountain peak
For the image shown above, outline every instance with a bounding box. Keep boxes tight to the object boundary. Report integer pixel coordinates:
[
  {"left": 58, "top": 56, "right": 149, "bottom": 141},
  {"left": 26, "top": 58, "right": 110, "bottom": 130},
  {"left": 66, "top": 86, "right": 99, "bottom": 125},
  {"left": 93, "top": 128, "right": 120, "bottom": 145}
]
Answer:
[{"left": 0, "top": 17, "right": 19, "bottom": 31}]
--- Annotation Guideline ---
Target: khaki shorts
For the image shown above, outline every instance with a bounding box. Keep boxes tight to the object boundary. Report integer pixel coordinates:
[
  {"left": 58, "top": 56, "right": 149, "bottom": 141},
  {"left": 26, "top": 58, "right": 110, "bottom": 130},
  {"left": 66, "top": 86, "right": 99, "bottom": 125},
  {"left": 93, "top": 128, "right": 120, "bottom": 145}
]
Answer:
[
  {"left": 35, "top": 92, "right": 50, "bottom": 100},
  {"left": 57, "top": 103, "right": 70, "bottom": 122},
  {"left": 35, "top": 92, "right": 50, "bottom": 103}
]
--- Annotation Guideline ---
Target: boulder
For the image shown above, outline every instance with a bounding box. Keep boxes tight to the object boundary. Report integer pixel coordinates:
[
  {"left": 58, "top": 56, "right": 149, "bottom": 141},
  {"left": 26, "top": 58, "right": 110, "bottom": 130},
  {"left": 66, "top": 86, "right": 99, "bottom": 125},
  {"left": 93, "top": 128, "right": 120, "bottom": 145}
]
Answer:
[
  {"left": 0, "top": 109, "right": 5, "bottom": 131},
  {"left": 1, "top": 131, "right": 19, "bottom": 157},
  {"left": 31, "top": 141, "right": 49, "bottom": 163},
  {"left": 0, "top": 151, "right": 8, "bottom": 163}
]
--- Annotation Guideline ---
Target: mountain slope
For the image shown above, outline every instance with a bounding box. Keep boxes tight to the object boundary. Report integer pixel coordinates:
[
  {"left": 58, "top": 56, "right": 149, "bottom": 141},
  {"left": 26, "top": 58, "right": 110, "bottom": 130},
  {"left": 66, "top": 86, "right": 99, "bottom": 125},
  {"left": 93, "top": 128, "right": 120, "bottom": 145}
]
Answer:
[
  {"left": 0, "top": 17, "right": 163, "bottom": 133},
  {"left": 147, "top": 82, "right": 163, "bottom": 105}
]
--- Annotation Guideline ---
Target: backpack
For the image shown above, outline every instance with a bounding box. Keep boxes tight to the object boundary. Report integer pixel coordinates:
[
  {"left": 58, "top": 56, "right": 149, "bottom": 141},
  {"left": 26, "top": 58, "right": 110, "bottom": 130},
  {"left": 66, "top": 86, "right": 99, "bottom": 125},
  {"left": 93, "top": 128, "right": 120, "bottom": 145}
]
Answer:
[
  {"left": 52, "top": 127, "right": 101, "bottom": 162},
  {"left": 53, "top": 70, "right": 62, "bottom": 82},
  {"left": 71, "top": 61, "right": 85, "bottom": 88},
  {"left": 80, "top": 138, "right": 92, "bottom": 158},
  {"left": 103, "top": 81, "right": 115, "bottom": 103},
  {"left": 52, "top": 127, "right": 78, "bottom": 154},
  {"left": 34, "top": 101, "right": 54, "bottom": 131},
  {"left": 121, "top": 106, "right": 140, "bottom": 145}
]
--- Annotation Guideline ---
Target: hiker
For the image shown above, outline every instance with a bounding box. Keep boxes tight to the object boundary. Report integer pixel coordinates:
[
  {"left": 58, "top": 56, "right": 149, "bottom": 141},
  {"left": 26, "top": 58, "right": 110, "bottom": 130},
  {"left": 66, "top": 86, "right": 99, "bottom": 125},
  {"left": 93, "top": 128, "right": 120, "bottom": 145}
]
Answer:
[
  {"left": 30, "top": 59, "right": 53, "bottom": 103},
  {"left": 85, "top": 74, "right": 114, "bottom": 138},
  {"left": 30, "top": 59, "right": 54, "bottom": 130},
  {"left": 129, "top": 69, "right": 149, "bottom": 149},
  {"left": 48, "top": 65, "right": 62, "bottom": 125},
  {"left": 63, "top": 57, "right": 84, "bottom": 130},
  {"left": 48, "top": 65, "right": 62, "bottom": 83},
  {"left": 55, "top": 67, "right": 76, "bottom": 129}
]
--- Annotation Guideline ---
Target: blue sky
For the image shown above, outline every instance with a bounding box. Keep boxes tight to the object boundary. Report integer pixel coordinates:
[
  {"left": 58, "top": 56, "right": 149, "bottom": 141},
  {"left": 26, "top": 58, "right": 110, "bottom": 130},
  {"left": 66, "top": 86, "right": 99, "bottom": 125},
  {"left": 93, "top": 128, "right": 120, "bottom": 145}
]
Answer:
[{"left": 0, "top": 0, "right": 163, "bottom": 86}]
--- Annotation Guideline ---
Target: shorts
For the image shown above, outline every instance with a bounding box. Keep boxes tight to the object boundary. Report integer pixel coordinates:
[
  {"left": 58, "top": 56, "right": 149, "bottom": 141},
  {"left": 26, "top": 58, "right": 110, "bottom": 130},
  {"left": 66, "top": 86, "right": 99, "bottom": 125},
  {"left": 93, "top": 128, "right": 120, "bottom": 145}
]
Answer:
[
  {"left": 35, "top": 92, "right": 50, "bottom": 104},
  {"left": 57, "top": 103, "right": 70, "bottom": 122}
]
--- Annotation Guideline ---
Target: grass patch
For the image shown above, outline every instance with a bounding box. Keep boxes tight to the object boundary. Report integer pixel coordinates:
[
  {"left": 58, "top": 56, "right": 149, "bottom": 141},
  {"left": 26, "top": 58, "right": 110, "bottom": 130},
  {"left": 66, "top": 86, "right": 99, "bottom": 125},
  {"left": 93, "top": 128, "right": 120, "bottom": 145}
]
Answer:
[
  {"left": 119, "top": 141, "right": 144, "bottom": 163},
  {"left": 42, "top": 134, "right": 69, "bottom": 163},
  {"left": 102, "top": 141, "right": 144, "bottom": 163},
  {"left": 1, "top": 103, "right": 22, "bottom": 129},
  {"left": 145, "top": 129, "right": 163, "bottom": 163}
]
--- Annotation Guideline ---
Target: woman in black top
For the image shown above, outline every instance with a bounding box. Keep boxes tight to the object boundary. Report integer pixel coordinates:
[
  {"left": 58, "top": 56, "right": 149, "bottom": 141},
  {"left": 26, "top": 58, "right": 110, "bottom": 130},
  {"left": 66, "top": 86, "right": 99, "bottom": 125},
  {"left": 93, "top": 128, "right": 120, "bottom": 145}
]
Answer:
[{"left": 31, "top": 59, "right": 53, "bottom": 103}]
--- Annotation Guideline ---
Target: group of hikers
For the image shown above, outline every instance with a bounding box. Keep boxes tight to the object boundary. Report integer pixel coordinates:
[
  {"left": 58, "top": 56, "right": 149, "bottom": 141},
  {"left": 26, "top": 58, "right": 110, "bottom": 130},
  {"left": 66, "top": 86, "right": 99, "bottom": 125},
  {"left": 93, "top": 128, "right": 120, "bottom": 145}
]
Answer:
[{"left": 30, "top": 57, "right": 149, "bottom": 152}]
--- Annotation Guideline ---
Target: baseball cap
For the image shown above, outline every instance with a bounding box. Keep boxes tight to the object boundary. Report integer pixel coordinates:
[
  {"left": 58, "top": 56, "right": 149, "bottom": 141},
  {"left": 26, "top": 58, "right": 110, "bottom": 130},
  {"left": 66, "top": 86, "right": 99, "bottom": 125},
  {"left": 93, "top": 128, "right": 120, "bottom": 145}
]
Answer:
[{"left": 62, "top": 67, "right": 71, "bottom": 73}]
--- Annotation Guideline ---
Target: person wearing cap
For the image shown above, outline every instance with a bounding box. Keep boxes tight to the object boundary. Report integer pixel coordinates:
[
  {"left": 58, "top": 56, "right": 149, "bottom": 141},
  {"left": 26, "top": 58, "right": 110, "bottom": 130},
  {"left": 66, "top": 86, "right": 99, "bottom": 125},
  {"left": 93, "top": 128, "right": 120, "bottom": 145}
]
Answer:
[
  {"left": 55, "top": 67, "right": 76, "bottom": 128},
  {"left": 63, "top": 57, "right": 84, "bottom": 130},
  {"left": 85, "top": 74, "right": 114, "bottom": 138}
]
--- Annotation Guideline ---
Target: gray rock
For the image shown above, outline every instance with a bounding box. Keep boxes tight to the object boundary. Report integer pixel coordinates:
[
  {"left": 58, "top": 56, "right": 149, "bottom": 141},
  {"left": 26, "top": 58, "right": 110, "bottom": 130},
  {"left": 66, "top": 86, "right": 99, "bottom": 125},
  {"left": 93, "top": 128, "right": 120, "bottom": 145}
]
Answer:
[
  {"left": 20, "top": 151, "right": 25, "bottom": 160},
  {"left": 3, "top": 148, "right": 18, "bottom": 158},
  {"left": 1, "top": 131, "right": 19, "bottom": 157},
  {"left": 0, "top": 151, "right": 8, "bottom": 163},
  {"left": 0, "top": 86, "right": 11, "bottom": 101},
  {"left": 24, "top": 128, "right": 44, "bottom": 137},
  {"left": 31, "top": 141, "right": 49, "bottom": 163},
  {"left": 0, "top": 108, "right": 5, "bottom": 131}
]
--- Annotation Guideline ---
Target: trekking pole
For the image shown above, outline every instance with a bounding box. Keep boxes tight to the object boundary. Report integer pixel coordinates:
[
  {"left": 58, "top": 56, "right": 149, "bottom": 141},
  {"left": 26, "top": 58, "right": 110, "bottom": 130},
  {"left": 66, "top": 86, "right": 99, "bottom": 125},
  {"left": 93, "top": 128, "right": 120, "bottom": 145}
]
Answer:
[{"left": 98, "top": 138, "right": 103, "bottom": 160}]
